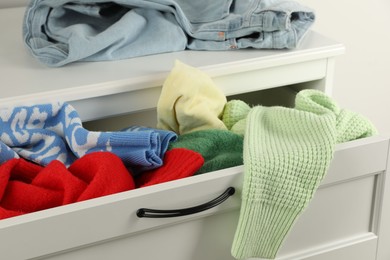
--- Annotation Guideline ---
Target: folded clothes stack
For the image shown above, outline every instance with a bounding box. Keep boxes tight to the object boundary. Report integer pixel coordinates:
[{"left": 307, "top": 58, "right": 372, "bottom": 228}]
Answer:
[{"left": 23, "top": 0, "right": 315, "bottom": 66}]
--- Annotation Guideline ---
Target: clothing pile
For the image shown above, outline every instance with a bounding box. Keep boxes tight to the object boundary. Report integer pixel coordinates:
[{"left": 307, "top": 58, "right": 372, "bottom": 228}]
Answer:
[
  {"left": 23, "top": 0, "right": 315, "bottom": 66},
  {"left": 0, "top": 61, "right": 377, "bottom": 260}
]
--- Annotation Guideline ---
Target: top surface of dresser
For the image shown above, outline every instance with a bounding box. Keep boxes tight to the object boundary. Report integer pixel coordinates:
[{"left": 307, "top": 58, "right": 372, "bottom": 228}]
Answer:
[{"left": 0, "top": 7, "right": 344, "bottom": 121}]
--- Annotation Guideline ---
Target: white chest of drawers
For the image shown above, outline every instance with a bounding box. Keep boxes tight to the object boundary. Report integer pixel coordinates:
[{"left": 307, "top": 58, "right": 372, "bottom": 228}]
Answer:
[{"left": 0, "top": 6, "right": 389, "bottom": 260}]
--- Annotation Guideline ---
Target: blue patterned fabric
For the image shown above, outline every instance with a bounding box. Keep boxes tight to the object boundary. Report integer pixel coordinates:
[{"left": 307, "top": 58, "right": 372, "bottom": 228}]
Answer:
[{"left": 0, "top": 102, "right": 177, "bottom": 170}]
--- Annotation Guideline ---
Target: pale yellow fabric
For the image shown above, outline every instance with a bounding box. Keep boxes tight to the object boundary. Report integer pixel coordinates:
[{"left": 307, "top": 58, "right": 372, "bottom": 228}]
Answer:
[{"left": 157, "top": 60, "right": 227, "bottom": 134}]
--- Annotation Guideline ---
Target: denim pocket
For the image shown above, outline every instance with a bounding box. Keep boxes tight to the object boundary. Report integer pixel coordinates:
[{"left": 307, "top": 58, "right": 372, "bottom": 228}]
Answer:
[{"left": 174, "top": 0, "right": 232, "bottom": 23}]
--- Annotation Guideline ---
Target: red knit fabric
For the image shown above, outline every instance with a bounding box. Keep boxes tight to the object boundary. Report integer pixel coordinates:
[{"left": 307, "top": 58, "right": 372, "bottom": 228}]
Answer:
[
  {"left": 136, "top": 148, "right": 204, "bottom": 188},
  {"left": 69, "top": 152, "right": 135, "bottom": 202},
  {"left": 0, "top": 152, "right": 135, "bottom": 220}
]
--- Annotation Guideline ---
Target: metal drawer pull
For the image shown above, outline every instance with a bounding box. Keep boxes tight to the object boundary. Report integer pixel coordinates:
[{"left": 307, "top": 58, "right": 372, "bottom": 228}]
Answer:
[{"left": 136, "top": 187, "right": 235, "bottom": 218}]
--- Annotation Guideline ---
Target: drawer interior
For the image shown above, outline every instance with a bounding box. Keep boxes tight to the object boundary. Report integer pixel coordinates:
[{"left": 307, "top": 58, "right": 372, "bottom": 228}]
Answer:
[
  {"left": 16, "top": 138, "right": 387, "bottom": 260},
  {"left": 83, "top": 85, "right": 297, "bottom": 131},
  {"left": 1, "top": 80, "right": 387, "bottom": 260},
  {"left": 0, "top": 118, "right": 387, "bottom": 260}
]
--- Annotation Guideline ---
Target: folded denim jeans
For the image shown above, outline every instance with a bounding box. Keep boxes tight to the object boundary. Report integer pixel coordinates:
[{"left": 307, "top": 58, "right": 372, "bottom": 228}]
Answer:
[
  {"left": 24, "top": 1, "right": 188, "bottom": 66},
  {"left": 23, "top": 0, "right": 315, "bottom": 67}
]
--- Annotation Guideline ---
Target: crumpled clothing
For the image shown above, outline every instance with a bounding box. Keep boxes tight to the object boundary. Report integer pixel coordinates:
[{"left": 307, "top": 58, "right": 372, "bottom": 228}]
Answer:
[
  {"left": 222, "top": 90, "right": 378, "bottom": 141},
  {"left": 157, "top": 60, "right": 227, "bottom": 135},
  {"left": 135, "top": 148, "right": 204, "bottom": 188},
  {"left": 0, "top": 102, "right": 177, "bottom": 170},
  {"left": 23, "top": 0, "right": 315, "bottom": 66},
  {"left": 231, "top": 89, "right": 377, "bottom": 259},
  {"left": 0, "top": 152, "right": 135, "bottom": 220},
  {"left": 169, "top": 129, "right": 243, "bottom": 175}
]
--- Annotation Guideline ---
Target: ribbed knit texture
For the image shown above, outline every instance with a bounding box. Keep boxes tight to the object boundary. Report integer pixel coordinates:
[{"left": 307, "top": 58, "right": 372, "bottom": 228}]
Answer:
[
  {"left": 120, "top": 126, "right": 178, "bottom": 173},
  {"left": 157, "top": 60, "right": 227, "bottom": 135},
  {"left": 295, "top": 90, "right": 377, "bottom": 142},
  {"left": 231, "top": 89, "right": 377, "bottom": 260},
  {"left": 0, "top": 152, "right": 135, "bottom": 220},
  {"left": 231, "top": 106, "right": 336, "bottom": 259},
  {"left": 169, "top": 129, "right": 243, "bottom": 174},
  {"left": 223, "top": 89, "right": 377, "bottom": 141},
  {"left": 135, "top": 148, "right": 204, "bottom": 188}
]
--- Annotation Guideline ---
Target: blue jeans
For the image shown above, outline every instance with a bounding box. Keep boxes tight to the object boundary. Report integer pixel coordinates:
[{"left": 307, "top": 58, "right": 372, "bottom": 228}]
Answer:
[{"left": 23, "top": 0, "right": 315, "bottom": 66}]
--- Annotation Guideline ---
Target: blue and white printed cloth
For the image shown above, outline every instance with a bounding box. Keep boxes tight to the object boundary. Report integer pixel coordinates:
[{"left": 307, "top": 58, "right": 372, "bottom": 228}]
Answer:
[{"left": 0, "top": 102, "right": 177, "bottom": 170}]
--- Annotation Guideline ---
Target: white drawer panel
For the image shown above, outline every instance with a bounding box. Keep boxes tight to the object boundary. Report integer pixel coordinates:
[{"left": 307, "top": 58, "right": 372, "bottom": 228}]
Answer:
[
  {"left": 73, "top": 59, "right": 327, "bottom": 122},
  {"left": 322, "top": 135, "right": 389, "bottom": 186},
  {"left": 0, "top": 167, "right": 243, "bottom": 260},
  {"left": 40, "top": 212, "right": 241, "bottom": 260},
  {"left": 284, "top": 235, "right": 378, "bottom": 260},
  {"left": 0, "top": 135, "right": 388, "bottom": 260},
  {"left": 279, "top": 176, "right": 376, "bottom": 256}
]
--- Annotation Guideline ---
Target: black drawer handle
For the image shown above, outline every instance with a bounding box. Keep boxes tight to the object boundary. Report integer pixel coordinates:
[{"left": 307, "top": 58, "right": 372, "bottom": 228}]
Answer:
[{"left": 136, "top": 187, "right": 235, "bottom": 218}]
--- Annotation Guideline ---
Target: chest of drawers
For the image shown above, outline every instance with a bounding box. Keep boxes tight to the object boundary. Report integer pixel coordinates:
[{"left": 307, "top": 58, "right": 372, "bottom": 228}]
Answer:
[{"left": 1, "top": 7, "right": 389, "bottom": 260}]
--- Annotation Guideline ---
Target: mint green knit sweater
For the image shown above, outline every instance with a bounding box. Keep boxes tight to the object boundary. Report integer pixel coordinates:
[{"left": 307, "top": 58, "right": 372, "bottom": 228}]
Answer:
[{"left": 231, "top": 89, "right": 377, "bottom": 259}]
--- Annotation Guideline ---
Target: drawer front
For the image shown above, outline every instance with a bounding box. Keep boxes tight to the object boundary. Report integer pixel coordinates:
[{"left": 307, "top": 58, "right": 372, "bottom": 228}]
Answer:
[
  {"left": 0, "top": 135, "right": 388, "bottom": 260},
  {"left": 0, "top": 167, "right": 244, "bottom": 260}
]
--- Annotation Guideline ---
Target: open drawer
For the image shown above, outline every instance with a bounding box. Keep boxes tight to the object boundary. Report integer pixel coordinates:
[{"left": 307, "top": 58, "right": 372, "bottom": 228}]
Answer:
[
  {"left": 0, "top": 135, "right": 388, "bottom": 260},
  {"left": 0, "top": 87, "right": 389, "bottom": 260}
]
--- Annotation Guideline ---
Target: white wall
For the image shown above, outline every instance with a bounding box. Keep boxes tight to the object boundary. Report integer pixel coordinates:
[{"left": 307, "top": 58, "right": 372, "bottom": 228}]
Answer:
[
  {"left": 299, "top": 0, "right": 390, "bottom": 135},
  {"left": 2, "top": 1, "right": 390, "bottom": 134},
  {"left": 0, "top": 0, "right": 27, "bottom": 8}
]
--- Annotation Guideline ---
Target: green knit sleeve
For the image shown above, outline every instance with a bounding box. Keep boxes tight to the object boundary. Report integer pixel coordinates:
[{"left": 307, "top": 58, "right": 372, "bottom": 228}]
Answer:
[{"left": 231, "top": 106, "right": 337, "bottom": 259}]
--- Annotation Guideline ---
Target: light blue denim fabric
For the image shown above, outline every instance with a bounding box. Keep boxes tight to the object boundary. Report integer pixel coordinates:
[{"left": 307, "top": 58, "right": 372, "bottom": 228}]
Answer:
[
  {"left": 24, "top": 1, "right": 188, "bottom": 66},
  {"left": 23, "top": 0, "right": 315, "bottom": 67},
  {"left": 188, "top": 0, "right": 315, "bottom": 50}
]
